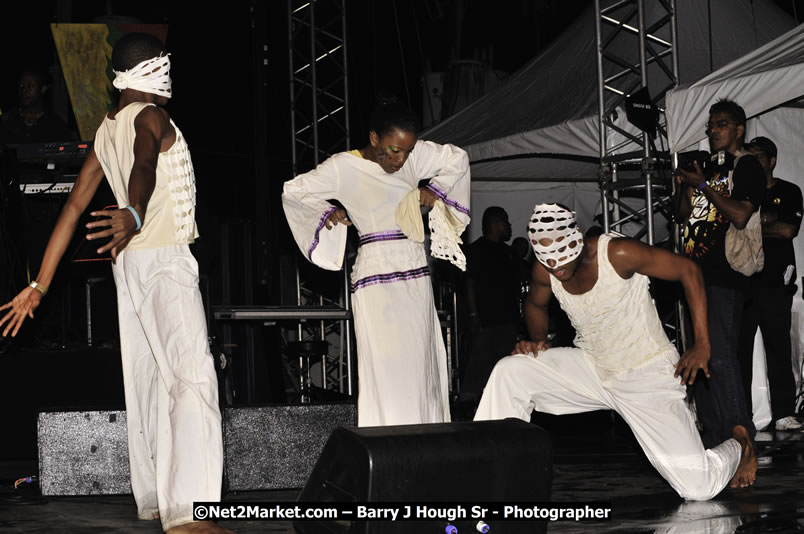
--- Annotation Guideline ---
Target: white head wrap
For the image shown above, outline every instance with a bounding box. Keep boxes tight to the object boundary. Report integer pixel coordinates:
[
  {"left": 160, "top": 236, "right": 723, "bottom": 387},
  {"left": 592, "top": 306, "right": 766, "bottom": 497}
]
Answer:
[
  {"left": 528, "top": 203, "right": 584, "bottom": 268},
  {"left": 112, "top": 53, "right": 172, "bottom": 98}
]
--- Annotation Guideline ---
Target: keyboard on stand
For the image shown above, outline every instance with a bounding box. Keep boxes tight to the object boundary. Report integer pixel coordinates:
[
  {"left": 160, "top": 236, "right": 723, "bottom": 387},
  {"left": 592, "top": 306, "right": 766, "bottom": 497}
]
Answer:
[
  {"left": 19, "top": 180, "right": 75, "bottom": 195},
  {"left": 12, "top": 140, "right": 91, "bottom": 166},
  {"left": 9, "top": 140, "right": 90, "bottom": 195}
]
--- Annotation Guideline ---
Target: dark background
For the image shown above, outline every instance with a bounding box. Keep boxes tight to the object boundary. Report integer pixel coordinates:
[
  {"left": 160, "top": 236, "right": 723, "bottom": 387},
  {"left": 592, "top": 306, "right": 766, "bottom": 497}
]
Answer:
[
  {"left": 0, "top": 1, "right": 802, "bottom": 459},
  {"left": 2, "top": 0, "right": 802, "bottom": 306},
  {"left": 0, "top": 1, "right": 596, "bottom": 306},
  {"left": 0, "top": 0, "right": 597, "bottom": 459}
]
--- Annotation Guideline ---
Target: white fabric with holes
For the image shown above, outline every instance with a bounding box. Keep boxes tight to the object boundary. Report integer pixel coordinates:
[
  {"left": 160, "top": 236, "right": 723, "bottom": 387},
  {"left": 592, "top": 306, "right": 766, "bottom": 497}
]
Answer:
[
  {"left": 528, "top": 203, "right": 584, "bottom": 268},
  {"left": 113, "top": 53, "right": 172, "bottom": 98},
  {"left": 164, "top": 126, "right": 197, "bottom": 241}
]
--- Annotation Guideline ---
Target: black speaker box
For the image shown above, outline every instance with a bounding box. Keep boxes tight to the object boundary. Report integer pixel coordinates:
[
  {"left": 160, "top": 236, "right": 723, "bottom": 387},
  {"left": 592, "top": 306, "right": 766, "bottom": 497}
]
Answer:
[{"left": 296, "top": 418, "right": 551, "bottom": 534}]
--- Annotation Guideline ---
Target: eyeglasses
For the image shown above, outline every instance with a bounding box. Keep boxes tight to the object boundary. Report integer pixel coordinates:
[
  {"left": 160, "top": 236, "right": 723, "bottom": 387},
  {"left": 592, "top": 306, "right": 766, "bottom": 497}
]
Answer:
[{"left": 705, "top": 120, "right": 735, "bottom": 133}]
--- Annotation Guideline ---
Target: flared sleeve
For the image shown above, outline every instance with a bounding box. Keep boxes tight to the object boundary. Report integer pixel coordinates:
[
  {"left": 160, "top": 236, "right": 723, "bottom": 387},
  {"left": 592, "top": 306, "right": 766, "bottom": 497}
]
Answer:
[
  {"left": 282, "top": 157, "right": 347, "bottom": 271},
  {"left": 401, "top": 140, "right": 471, "bottom": 270},
  {"left": 410, "top": 140, "right": 471, "bottom": 227}
]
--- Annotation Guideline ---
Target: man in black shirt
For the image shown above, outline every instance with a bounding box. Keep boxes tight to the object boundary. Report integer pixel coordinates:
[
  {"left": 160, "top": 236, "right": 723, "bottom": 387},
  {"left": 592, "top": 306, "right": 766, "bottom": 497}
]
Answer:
[
  {"left": 461, "top": 206, "right": 521, "bottom": 404},
  {"left": 674, "top": 99, "right": 765, "bottom": 448},
  {"left": 738, "top": 136, "right": 803, "bottom": 431}
]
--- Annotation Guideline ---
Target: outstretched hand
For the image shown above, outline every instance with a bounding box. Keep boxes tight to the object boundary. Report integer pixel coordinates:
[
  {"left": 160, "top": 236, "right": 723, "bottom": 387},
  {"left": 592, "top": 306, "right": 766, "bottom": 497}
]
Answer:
[
  {"left": 86, "top": 207, "right": 140, "bottom": 259},
  {"left": 0, "top": 286, "right": 42, "bottom": 338},
  {"left": 674, "top": 343, "right": 710, "bottom": 385},
  {"left": 512, "top": 339, "right": 551, "bottom": 357}
]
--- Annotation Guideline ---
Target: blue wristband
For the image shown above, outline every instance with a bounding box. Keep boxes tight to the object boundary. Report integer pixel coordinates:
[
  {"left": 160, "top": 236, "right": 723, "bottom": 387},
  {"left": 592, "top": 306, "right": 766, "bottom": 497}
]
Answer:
[
  {"left": 696, "top": 181, "right": 707, "bottom": 192},
  {"left": 124, "top": 205, "right": 142, "bottom": 230}
]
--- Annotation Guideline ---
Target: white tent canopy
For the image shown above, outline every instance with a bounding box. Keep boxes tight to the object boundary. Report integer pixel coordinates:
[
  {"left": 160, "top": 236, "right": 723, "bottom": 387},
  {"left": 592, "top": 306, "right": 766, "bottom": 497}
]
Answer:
[
  {"left": 424, "top": 0, "right": 795, "bottom": 180},
  {"left": 667, "top": 23, "right": 804, "bottom": 153},
  {"left": 422, "top": 0, "right": 795, "bottom": 241}
]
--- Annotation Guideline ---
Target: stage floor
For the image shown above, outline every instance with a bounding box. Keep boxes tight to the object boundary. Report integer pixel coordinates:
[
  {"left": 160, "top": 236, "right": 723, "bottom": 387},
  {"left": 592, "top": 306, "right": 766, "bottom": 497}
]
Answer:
[{"left": 0, "top": 413, "right": 802, "bottom": 534}]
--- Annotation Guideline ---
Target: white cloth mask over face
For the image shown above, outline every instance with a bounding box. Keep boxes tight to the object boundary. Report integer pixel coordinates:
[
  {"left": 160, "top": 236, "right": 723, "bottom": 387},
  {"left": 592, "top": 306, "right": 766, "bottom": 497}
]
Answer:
[
  {"left": 528, "top": 203, "right": 584, "bottom": 268},
  {"left": 113, "top": 53, "right": 172, "bottom": 99}
]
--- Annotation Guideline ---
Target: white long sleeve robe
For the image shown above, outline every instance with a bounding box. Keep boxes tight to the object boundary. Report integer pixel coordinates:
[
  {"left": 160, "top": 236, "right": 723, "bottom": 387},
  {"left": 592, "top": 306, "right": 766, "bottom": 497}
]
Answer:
[{"left": 282, "top": 141, "right": 470, "bottom": 425}]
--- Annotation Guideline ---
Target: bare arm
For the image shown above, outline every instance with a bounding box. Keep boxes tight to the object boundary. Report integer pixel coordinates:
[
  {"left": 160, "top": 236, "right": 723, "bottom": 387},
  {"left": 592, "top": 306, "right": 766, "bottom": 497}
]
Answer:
[
  {"left": 763, "top": 221, "right": 796, "bottom": 239},
  {"left": 512, "top": 262, "right": 554, "bottom": 356},
  {"left": 762, "top": 181, "right": 802, "bottom": 239},
  {"left": 86, "top": 106, "right": 173, "bottom": 257},
  {"left": 761, "top": 212, "right": 797, "bottom": 239},
  {"left": 673, "top": 175, "right": 692, "bottom": 222},
  {"left": 608, "top": 238, "right": 710, "bottom": 384},
  {"left": 700, "top": 187, "right": 754, "bottom": 229},
  {"left": 677, "top": 162, "right": 754, "bottom": 228},
  {"left": 0, "top": 150, "right": 105, "bottom": 336}
]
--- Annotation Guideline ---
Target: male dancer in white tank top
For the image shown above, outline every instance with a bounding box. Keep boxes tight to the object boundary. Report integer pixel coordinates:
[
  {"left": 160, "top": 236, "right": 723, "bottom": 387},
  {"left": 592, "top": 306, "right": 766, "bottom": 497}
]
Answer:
[
  {"left": 475, "top": 204, "right": 757, "bottom": 500},
  {"left": 1, "top": 34, "right": 232, "bottom": 534}
]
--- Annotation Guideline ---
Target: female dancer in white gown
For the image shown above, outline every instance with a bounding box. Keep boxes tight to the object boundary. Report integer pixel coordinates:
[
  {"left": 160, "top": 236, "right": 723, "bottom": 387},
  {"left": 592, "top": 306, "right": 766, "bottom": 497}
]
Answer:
[{"left": 282, "top": 99, "right": 470, "bottom": 426}]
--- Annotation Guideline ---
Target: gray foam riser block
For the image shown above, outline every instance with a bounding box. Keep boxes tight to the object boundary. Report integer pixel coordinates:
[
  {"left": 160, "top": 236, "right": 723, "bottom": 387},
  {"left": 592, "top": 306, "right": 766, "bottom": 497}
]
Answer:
[
  {"left": 37, "top": 403, "right": 357, "bottom": 495},
  {"left": 38, "top": 410, "right": 131, "bottom": 496},
  {"left": 223, "top": 403, "right": 357, "bottom": 490}
]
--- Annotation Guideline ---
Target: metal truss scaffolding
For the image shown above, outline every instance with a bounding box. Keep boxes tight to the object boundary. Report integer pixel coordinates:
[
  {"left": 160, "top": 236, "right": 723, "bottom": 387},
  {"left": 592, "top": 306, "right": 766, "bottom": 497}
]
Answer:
[
  {"left": 289, "top": 0, "right": 350, "bottom": 174},
  {"left": 594, "top": 0, "right": 684, "bottom": 348},
  {"left": 288, "top": 0, "right": 353, "bottom": 396},
  {"left": 594, "top": 0, "right": 678, "bottom": 245}
]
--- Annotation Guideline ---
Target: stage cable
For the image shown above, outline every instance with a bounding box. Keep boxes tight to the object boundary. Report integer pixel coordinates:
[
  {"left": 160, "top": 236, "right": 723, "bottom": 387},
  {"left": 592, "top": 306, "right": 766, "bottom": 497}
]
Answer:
[{"left": 0, "top": 473, "right": 44, "bottom": 507}]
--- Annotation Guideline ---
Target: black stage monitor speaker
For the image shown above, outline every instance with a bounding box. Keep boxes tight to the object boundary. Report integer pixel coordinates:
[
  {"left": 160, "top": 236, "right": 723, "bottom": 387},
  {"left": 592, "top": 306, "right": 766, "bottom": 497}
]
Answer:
[{"left": 296, "top": 418, "right": 551, "bottom": 534}]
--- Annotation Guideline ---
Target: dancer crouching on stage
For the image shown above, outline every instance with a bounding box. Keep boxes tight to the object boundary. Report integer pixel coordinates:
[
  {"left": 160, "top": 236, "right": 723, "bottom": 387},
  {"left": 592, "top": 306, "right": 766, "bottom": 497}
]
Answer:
[
  {"left": 475, "top": 204, "right": 757, "bottom": 500},
  {"left": 0, "top": 34, "right": 231, "bottom": 533},
  {"left": 282, "top": 96, "right": 470, "bottom": 426}
]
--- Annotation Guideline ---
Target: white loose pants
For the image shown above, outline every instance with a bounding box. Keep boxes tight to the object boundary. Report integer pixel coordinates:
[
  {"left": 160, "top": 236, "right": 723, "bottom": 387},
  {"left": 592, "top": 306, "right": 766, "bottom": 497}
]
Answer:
[
  {"left": 112, "top": 245, "right": 223, "bottom": 530},
  {"left": 475, "top": 348, "right": 741, "bottom": 501}
]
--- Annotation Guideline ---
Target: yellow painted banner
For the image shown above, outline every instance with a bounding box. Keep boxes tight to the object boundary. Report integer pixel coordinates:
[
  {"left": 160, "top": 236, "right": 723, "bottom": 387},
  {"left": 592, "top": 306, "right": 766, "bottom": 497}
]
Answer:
[
  {"left": 51, "top": 24, "right": 168, "bottom": 141},
  {"left": 51, "top": 24, "right": 115, "bottom": 141}
]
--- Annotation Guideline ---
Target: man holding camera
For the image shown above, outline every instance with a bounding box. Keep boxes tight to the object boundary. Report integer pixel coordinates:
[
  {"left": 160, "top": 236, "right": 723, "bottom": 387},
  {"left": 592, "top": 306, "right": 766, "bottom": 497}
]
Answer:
[
  {"left": 738, "top": 136, "right": 803, "bottom": 431},
  {"left": 673, "top": 99, "right": 765, "bottom": 448}
]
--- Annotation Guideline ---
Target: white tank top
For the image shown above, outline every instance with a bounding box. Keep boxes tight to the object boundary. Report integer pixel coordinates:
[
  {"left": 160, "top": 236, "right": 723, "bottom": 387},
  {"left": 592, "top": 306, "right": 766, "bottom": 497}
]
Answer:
[
  {"left": 93, "top": 101, "right": 198, "bottom": 250},
  {"left": 551, "top": 234, "right": 677, "bottom": 379}
]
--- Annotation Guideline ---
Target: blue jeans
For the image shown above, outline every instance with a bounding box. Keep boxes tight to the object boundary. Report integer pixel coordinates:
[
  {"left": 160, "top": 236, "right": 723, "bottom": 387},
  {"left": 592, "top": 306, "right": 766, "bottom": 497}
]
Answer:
[{"left": 693, "top": 285, "right": 756, "bottom": 448}]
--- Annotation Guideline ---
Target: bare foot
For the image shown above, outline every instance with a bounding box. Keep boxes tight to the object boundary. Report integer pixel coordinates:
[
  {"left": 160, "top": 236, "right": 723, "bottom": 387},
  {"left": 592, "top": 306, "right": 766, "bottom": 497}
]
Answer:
[
  {"left": 166, "top": 521, "right": 236, "bottom": 534},
  {"left": 729, "top": 425, "right": 758, "bottom": 488}
]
